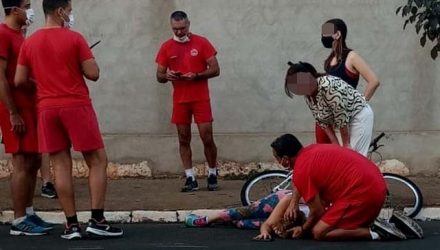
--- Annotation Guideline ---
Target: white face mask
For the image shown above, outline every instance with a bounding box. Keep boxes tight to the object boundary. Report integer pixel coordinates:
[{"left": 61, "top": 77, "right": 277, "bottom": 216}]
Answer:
[
  {"left": 61, "top": 10, "right": 74, "bottom": 28},
  {"left": 67, "top": 14, "right": 74, "bottom": 28},
  {"left": 173, "top": 35, "right": 190, "bottom": 43},
  {"left": 25, "top": 8, "right": 35, "bottom": 25},
  {"left": 3, "top": 7, "right": 34, "bottom": 25}
]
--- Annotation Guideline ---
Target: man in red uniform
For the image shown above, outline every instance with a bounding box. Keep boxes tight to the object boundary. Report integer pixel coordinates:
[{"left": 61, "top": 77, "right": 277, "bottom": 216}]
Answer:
[
  {"left": 156, "top": 11, "right": 220, "bottom": 192},
  {"left": 0, "top": 0, "right": 53, "bottom": 236},
  {"left": 15, "top": 0, "right": 122, "bottom": 240},
  {"left": 270, "top": 134, "right": 407, "bottom": 241}
]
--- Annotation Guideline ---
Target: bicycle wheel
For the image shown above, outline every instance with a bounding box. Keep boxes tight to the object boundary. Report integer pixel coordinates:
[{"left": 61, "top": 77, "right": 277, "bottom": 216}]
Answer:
[
  {"left": 240, "top": 170, "right": 290, "bottom": 206},
  {"left": 382, "top": 173, "right": 423, "bottom": 218}
]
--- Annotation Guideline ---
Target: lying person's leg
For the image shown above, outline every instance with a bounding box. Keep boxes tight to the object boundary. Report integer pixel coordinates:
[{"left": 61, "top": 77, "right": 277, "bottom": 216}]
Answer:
[{"left": 185, "top": 190, "right": 291, "bottom": 227}]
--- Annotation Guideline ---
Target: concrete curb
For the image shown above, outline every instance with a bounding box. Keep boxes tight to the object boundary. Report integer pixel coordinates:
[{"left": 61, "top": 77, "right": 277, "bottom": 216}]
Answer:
[{"left": 1, "top": 208, "right": 438, "bottom": 224}]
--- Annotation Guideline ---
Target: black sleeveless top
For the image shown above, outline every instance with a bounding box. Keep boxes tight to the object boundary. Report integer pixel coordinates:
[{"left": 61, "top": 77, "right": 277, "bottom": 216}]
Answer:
[{"left": 325, "top": 49, "right": 360, "bottom": 89}]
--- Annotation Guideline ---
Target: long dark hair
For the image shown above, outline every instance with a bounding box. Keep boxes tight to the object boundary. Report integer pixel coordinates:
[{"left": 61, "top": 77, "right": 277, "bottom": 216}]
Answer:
[
  {"left": 285, "top": 61, "right": 325, "bottom": 98},
  {"left": 323, "top": 18, "right": 351, "bottom": 71}
]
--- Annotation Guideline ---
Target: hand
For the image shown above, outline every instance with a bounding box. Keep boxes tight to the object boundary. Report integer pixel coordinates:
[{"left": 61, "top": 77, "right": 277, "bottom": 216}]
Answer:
[
  {"left": 180, "top": 72, "right": 197, "bottom": 81},
  {"left": 253, "top": 232, "right": 272, "bottom": 241},
  {"left": 291, "top": 226, "right": 303, "bottom": 239},
  {"left": 272, "top": 223, "right": 287, "bottom": 238},
  {"left": 284, "top": 200, "right": 299, "bottom": 222},
  {"left": 10, "top": 113, "right": 25, "bottom": 135},
  {"left": 166, "top": 70, "right": 181, "bottom": 81}
]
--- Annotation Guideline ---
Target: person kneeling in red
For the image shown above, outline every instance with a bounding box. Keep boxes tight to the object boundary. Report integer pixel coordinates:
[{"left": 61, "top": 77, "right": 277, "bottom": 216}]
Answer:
[{"left": 271, "top": 134, "right": 407, "bottom": 241}]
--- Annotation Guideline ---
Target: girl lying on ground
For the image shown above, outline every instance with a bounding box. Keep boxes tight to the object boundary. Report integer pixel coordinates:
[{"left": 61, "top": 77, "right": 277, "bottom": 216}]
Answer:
[{"left": 184, "top": 190, "right": 308, "bottom": 241}]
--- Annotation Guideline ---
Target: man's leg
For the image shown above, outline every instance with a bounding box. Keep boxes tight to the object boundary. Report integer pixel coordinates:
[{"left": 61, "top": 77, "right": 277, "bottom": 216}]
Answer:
[
  {"left": 197, "top": 122, "right": 218, "bottom": 190},
  {"left": 197, "top": 122, "right": 217, "bottom": 168},
  {"left": 11, "top": 153, "right": 39, "bottom": 219},
  {"left": 40, "top": 158, "right": 57, "bottom": 199},
  {"left": 177, "top": 124, "right": 198, "bottom": 192},
  {"left": 51, "top": 150, "right": 76, "bottom": 218},
  {"left": 9, "top": 153, "right": 50, "bottom": 235},
  {"left": 82, "top": 148, "right": 123, "bottom": 237},
  {"left": 177, "top": 124, "right": 193, "bottom": 170},
  {"left": 312, "top": 220, "right": 371, "bottom": 241},
  {"left": 82, "top": 148, "right": 107, "bottom": 213}
]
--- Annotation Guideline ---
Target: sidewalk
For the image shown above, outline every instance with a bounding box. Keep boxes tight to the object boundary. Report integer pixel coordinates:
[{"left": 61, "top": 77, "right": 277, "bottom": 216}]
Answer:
[{"left": 1, "top": 177, "right": 440, "bottom": 223}]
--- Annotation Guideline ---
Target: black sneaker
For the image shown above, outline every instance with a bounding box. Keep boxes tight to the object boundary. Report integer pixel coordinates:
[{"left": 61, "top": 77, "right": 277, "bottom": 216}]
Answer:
[
  {"left": 207, "top": 174, "right": 218, "bottom": 191},
  {"left": 41, "top": 182, "right": 58, "bottom": 199},
  {"left": 389, "top": 211, "right": 423, "bottom": 239},
  {"left": 181, "top": 177, "right": 199, "bottom": 192},
  {"left": 371, "top": 218, "right": 406, "bottom": 241},
  {"left": 85, "top": 218, "right": 123, "bottom": 237},
  {"left": 61, "top": 224, "right": 82, "bottom": 240}
]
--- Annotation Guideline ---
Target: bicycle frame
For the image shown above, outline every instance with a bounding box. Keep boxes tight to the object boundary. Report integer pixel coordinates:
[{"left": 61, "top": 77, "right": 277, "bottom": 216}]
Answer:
[{"left": 271, "top": 170, "right": 293, "bottom": 192}]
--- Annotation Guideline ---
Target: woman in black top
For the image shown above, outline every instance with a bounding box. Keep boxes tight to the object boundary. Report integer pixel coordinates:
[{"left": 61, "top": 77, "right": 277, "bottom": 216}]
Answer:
[{"left": 316, "top": 18, "right": 380, "bottom": 144}]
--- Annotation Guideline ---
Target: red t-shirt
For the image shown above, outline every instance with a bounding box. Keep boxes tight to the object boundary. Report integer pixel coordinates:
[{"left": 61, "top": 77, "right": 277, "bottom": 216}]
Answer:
[
  {"left": 293, "top": 144, "right": 386, "bottom": 204},
  {"left": 18, "top": 28, "right": 94, "bottom": 110},
  {"left": 155, "top": 34, "right": 217, "bottom": 103},
  {"left": 0, "top": 23, "right": 35, "bottom": 109}
]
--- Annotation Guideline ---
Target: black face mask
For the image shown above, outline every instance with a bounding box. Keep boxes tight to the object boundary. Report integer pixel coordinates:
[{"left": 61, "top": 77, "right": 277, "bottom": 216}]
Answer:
[{"left": 321, "top": 36, "right": 334, "bottom": 49}]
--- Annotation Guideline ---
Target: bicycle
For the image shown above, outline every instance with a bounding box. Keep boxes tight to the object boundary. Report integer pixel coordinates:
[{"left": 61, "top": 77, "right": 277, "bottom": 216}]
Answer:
[{"left": 240, "top": 133, "right": 424, "bottom": 218}]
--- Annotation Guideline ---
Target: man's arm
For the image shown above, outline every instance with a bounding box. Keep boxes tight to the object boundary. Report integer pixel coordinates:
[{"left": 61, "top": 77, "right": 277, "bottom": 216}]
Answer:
[
  {"left": 0, "top": 58, "right": 18, "bottom": 114},
  {"left": 181, "top": 56, "right": 220, "bottom": 81},
  {"left": 197, "top": 56, "right": 220, "bottom": 79},
  {"left": 284, "top": 188, "right": 301, "bottom": 222},
  {"left": 292, "top": 194, "right": 324, "bottom": 239},
  {"left": 1, "top": 60, "right": 25, "bottom": 134},
  {"left": 156, "top": 64, "right": 180, "bottom": 83},
  {"left": 81, "top": 58, "right": 100, "bottom": 81}
]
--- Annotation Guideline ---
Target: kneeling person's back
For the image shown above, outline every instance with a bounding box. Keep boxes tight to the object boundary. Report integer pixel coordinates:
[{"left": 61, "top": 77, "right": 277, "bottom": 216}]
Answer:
[{"left": 293, "top": 144, "right": 386, "bottom": 205}]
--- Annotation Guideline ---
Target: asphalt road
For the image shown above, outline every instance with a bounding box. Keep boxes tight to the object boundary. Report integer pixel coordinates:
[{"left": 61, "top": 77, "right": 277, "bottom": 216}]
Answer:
[{"left": 0, "top": 222, "right": 439, "bottom": 250}]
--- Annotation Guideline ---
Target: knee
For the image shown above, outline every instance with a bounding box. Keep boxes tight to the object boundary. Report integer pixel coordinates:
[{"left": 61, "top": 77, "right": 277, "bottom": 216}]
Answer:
[
  {"left": 84, "top": 150, "right": 108, "bottom": 168},
  {"left": 201, "top": 134, "right": 215, "bottom": 147},
  {"left": 178, "top": 136, "right": 191, "bottom": 147},
  {"left": 312, "top": 227, "right": 327, "bottom": 241}
]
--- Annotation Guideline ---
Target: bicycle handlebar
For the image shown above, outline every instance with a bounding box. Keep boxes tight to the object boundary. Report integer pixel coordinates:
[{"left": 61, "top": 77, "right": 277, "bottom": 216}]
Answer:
[{"left": 369, "top": 132, "right": 385, "bottom": 150}]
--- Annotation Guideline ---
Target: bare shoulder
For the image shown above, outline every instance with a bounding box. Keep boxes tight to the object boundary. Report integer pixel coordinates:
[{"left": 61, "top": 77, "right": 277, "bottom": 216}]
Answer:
[{"left": 347, "top": 50, "right": 363, "bottom": 62}]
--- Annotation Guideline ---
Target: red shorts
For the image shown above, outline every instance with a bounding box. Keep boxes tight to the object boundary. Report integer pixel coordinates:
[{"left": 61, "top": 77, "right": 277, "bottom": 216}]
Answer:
[
  {"left": 320, "top": 196, "right": 385, "bottom": 230},
  {"left": 38, "top": 105, "right": 104, "bottom": 153},
  {"left": 172, "top": 100, "right": 213, "bottom": 124},
  {"left": 0, "top": 108, "right": 38, "bottom": 154},
  {"left": 315, "top": 123, "right": 332, "bottom": 144}
]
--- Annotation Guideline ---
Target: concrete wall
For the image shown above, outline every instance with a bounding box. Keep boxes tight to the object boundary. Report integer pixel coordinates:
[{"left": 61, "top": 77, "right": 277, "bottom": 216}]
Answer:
[{"left": 1, "top": 0, "right": 439, "bottom": 175}]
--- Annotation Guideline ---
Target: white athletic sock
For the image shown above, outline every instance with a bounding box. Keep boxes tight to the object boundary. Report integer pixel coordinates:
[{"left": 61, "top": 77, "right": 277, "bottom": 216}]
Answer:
[
  {"left": 185, "top": 169, "right": 195, "bottom": 180},
  {"left": 12, "top": 216, "right": 26, "bottom": 226},
  {"left": 369, "top": 229, "right": 380, "bottom": 240},
  {"left": 208, "top": 167, "right": 217, "bottom": 176},
  {"left": 25, "top": 206, "right": 35, "bottom": 216}
]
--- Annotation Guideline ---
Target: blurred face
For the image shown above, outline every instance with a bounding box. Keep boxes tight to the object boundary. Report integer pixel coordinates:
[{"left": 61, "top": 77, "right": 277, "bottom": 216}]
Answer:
[
  {"left": 285, "top": 72, "right": 318, "bottom": 96},
  {"left": 321, "top": 22, "right": 336, "bottom": 37},
  {"left": 171, "top": 19, "right": 190, "bottom": 38},
  {"left": 321, "top": 22, "right": 341, "bottom": 48}
]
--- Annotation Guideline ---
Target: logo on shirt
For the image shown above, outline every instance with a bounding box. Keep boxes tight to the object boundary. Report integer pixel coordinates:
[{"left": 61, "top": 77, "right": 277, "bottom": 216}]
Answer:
[{"left": 190, "top": 49, "right": 199, "bottom": 57}]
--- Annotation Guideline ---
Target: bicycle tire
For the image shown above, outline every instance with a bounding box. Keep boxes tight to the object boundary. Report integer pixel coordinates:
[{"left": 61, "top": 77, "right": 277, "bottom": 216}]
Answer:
[
  {"left": 382, "top": 173, "right": 423, "bottom": 218},
  {"left": 240, "top": 170, "right": 290, "bottom": 206}
]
